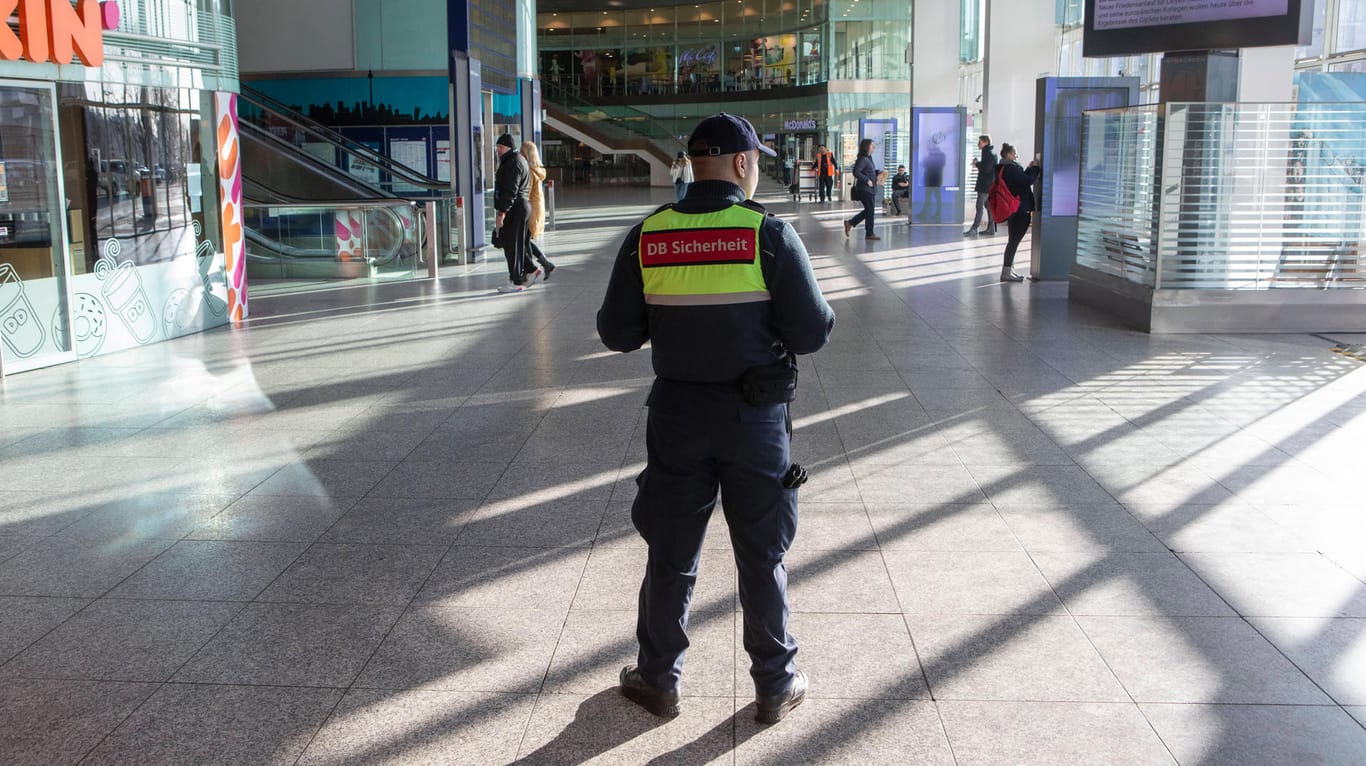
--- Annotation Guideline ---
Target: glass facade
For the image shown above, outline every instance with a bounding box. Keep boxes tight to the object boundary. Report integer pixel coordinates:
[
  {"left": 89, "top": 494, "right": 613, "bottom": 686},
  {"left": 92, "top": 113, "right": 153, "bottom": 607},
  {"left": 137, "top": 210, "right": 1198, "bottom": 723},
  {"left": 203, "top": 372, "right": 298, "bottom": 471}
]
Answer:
[
  {"left": 539, "top": 0, "right": 845, "bottom": 96},
  {"left": 1297, "top": 0, "right": 1366, "bottom": 72},
  {"left": 537, "top": 0, "right": 908, "bottom": 166},
  {"left": 0, "top": 0, "right": 239, "bottom": 375},
  {"left": 961, "top": 0, "right": 982, "bottom": 64}
]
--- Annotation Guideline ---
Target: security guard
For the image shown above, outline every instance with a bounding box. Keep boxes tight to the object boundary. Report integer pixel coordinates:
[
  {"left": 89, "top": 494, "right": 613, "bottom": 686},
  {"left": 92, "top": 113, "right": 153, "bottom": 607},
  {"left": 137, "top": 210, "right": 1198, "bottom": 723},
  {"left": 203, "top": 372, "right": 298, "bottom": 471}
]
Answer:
[{"left": 597, "top": 113, "right": 835, "bottom": 724}]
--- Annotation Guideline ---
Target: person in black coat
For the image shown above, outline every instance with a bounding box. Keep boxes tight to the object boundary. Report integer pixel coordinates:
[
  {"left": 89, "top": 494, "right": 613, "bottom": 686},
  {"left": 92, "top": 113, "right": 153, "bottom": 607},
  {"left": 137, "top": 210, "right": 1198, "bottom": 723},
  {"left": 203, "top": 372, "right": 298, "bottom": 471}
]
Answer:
[
  {"left": 493, "top": 133, "right": 538, "bottom": 292},
  {"left": 966, "top": 135, "right": 998, "bottom": 236},
  {"left": 842, "top": 139, "right": 881, "bottom": 240},
  {"left": 998, "top": 142, "right": 1041, "bottom": 282}
]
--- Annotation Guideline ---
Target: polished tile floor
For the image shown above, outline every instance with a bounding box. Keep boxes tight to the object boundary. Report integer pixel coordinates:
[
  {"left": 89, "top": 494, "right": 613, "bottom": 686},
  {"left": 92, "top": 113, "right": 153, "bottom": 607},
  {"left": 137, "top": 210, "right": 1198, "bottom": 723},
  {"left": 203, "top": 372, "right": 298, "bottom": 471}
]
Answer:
[{"left": 2, "top": 183, "right": 1365, "bottom": 764}]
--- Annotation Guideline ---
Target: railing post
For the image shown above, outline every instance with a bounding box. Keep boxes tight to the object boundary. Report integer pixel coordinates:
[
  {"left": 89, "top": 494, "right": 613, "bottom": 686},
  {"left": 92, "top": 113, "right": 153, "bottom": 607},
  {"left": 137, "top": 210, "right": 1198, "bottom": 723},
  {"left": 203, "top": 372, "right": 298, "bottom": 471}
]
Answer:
[
  {"left": 547, "top": 179, "right": 556, "bottom": 231},
  {"left": 425, "top": 201, "right": 438, "bottom": 279},
  {"left": 456, "top": 196, "right": 473, "bottom": 265}
]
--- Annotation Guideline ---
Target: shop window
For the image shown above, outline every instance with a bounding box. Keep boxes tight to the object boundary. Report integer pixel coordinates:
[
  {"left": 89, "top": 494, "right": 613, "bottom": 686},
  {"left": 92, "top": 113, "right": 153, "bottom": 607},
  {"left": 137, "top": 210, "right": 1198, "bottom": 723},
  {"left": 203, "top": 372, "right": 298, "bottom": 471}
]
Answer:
[{"left": 75, "top": 88, "right": 214, "bottom": 273}]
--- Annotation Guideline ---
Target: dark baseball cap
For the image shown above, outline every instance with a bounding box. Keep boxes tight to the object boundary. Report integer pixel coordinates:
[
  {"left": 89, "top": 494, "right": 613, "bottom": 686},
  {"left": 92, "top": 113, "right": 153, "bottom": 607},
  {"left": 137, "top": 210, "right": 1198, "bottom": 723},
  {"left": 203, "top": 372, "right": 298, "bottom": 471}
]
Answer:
[{"left": 688, "top": 113, "right": 777, "bottom": 158}]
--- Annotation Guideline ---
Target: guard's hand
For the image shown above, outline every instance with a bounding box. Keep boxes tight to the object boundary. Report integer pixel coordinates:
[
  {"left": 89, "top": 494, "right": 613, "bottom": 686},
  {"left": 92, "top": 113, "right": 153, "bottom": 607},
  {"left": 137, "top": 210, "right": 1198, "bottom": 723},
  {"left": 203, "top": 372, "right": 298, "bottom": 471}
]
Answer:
[{"left": 495, "top": 212, "right": 505, "bottom": 227}]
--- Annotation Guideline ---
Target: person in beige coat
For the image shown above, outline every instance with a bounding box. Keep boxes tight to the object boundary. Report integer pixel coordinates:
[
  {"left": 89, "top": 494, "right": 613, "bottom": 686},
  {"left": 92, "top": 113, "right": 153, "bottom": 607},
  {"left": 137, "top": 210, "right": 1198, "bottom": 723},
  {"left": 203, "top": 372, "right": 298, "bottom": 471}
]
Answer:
[{"left": 521, "top": 140, "right": 556, "bottom": 278}]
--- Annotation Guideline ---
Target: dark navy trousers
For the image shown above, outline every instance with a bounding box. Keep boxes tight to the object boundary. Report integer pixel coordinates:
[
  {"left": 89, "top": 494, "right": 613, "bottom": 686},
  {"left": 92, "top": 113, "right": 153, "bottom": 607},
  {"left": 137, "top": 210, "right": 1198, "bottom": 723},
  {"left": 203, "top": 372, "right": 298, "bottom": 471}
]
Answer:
[{"left": 631, "top": 380, "right": 799, "bottom": 697}]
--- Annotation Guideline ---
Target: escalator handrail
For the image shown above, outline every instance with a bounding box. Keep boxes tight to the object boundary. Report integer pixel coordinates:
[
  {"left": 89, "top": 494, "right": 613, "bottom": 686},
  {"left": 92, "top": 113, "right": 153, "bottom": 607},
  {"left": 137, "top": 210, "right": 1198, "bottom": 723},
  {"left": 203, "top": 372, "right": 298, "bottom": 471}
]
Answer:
[
  {"left": 241, "top": 120, "right": 396, "bottom": 200},
  {"left": 239, "top": 86, "right": 448, "bottom": 193}
]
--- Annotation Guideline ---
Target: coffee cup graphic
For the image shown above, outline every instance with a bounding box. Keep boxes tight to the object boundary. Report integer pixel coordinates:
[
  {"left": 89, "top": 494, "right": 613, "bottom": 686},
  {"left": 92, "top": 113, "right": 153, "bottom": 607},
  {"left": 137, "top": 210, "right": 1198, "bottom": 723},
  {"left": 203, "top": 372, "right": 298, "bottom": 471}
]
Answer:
[
  {"left": 0, "top": 263, "right": 46, "bottom": 358},
  {"left": 95, "top": 252, "right": 157, "bottom": 345}
]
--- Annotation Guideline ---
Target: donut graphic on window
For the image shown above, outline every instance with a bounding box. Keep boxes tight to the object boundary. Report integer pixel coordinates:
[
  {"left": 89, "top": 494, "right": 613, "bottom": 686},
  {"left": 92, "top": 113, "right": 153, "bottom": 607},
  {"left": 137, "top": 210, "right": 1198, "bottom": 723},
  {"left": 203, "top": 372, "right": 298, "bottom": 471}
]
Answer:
[{"left": 64, "top": 293, "right": 108, "bottom": 358}]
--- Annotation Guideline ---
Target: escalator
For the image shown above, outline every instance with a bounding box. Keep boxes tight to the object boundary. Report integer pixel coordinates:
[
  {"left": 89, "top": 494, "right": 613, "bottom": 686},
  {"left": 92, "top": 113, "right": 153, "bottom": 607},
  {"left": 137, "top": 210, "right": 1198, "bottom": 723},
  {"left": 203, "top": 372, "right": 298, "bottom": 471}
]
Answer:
[
  {"left": 541, "top": 82, "right": 686, "bottom": 184},
  {"left": 237, "top": 85, "right": 448, "bottom": 283}
]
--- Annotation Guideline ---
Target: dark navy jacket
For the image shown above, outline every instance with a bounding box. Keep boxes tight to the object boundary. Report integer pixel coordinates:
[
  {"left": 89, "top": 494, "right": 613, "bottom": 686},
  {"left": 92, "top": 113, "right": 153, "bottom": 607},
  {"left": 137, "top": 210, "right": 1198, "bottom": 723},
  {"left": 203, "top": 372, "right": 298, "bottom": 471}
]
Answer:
[
  {"left": 1000, "top": 160, "right": 1042, "bottom": 214},
  {"left": 974, "top": 145, "right": 998, "bottom": 193},
  {"left": 597, "top": 180, "right": 835, "bottom": 384}
]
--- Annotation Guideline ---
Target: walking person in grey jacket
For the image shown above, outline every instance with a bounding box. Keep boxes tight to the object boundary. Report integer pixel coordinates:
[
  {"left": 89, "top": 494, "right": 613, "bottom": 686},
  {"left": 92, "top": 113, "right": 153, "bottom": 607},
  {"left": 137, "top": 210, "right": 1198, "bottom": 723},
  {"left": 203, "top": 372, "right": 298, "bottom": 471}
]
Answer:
[{"left": 842, "top": 139, "right": 881, "bottom": 240}]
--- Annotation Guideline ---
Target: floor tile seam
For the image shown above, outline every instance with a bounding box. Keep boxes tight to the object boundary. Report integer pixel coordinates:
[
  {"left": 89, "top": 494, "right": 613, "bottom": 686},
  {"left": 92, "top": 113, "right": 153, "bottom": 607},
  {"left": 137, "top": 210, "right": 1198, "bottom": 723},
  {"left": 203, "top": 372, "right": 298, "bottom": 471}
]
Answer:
[
  {"left": 509, "top": 285, "right": 647, "bottom": 760},
  {"left": 532, "top": 546, "right": 593, "bottom": 694},
  {"left": 1017, "top": 545, "right": 1147, "bottom": 714},
  {"left": 70, "top": 678, "right": 170, "bottom": 764},
  {"left": 1201, "top": 584, "right": 1355, "bottom": 709},
  {"left": 0, "top": 498, "right": 107, "bottom": 539},
  {"left": 1061, "top": 557, "right": 1341, "bottom": 707},
  {"left": 153, "top": 534, "right": 328, "bottom": 681},
  {"left": 328, "top": 534, "right": 462, "bottom": 711},
  {"left": 354, "top": 456, "right": 517, "bottom": 543},
  {"left": 896, "top": 611, "right": 940, "bottom": 709},
  {"left": 285, "top": 674, "right": 356, "bottom": 765},
  {"left": 27, "top": 528, "right": 286, "bottom": 658},
  {"left": 0, "top": 594, "right": 100, "bottom": 678}
]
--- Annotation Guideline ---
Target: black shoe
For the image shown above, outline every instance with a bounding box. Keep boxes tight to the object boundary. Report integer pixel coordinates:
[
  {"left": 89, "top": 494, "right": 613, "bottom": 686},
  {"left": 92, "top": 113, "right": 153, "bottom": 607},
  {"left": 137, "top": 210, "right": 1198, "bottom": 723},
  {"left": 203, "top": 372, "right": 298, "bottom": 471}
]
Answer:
[
  {"left": 619, "top": 666, "right": 680, "bottom": 718},
  {"left": 864, "top": 234, "right": 881, "bottom": 240},
  {"left": 756, "top": 671, "right": 807, "bottom": 724},
  {"left": 964, "top": 229, "right": 978, "bottom": 237},
  {"left": 542, "top": 262, "right": 556, "bottom": 281}
]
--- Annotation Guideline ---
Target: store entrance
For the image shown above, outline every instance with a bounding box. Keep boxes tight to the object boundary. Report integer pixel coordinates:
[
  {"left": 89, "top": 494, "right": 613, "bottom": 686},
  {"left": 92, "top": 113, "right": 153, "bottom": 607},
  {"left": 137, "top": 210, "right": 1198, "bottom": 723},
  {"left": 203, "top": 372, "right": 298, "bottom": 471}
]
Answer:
[{"left": 0, "top": 82, "right": 74, "bottom": 375}]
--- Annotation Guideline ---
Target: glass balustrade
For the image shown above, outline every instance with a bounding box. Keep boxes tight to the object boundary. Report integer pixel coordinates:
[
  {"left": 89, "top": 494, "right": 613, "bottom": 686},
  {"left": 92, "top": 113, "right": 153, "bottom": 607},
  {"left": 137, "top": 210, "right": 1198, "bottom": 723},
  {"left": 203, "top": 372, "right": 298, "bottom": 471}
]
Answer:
[
  {"left": 1077, "top": 101, "right": 1366, "bottom": 290},
  {"left": 243, "top": 202, "right": 425, "bottom": 289}
]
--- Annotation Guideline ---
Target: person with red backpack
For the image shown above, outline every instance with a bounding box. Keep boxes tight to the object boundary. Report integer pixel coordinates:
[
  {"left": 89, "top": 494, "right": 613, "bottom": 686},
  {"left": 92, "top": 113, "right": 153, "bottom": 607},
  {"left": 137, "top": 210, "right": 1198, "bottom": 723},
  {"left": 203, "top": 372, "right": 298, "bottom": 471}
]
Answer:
[{"left": 994, "top": 142, "right": 1041, "bottom": 282}]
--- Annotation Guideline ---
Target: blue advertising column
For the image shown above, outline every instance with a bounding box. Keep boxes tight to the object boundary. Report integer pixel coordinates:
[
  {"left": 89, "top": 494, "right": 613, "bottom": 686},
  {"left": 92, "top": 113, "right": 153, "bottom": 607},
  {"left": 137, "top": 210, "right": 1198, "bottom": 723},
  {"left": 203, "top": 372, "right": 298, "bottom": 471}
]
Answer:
[
  {"left": 1030, "top": 77, "right": 1139, "bottom": 280},
  {"left": 521, "top": 78, "right": 542, "bottom": 148},
  {"left": 449, "top": 0, "right": 487, "bottom": 260},
  {"left": 909, "top": 107, "right": 967, "bottom": 226},
  {"left": 451, "top": 53, "right": 486, "bottom": 260}
]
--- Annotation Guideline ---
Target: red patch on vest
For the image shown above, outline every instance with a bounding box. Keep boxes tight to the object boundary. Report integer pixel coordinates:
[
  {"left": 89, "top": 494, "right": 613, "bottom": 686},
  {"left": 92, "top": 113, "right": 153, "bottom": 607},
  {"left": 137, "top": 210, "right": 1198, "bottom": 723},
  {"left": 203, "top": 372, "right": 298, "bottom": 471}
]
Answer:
[{"left": 640, "top": 228, "right": 757, "bottom": 268}]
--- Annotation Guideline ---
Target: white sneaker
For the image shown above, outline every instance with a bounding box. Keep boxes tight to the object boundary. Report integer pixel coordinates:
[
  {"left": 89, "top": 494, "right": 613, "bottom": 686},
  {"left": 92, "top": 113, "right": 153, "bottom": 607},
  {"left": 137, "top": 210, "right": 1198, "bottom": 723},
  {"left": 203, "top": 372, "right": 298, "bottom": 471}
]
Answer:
[
  {"left": 496, "top": 282, "right": 526, "bottom": 294},
  {"left": 525, "top": 268, "right": 544, "bottom": 285}
]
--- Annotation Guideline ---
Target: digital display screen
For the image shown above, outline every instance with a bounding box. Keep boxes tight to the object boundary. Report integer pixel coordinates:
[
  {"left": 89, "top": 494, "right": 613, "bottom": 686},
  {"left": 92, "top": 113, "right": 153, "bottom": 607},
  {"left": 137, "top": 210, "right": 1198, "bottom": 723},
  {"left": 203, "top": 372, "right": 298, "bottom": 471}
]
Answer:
[
  {"left": 1093, "top": 0, "right": 1288, "bottom": 30},
  {"left": 1083, "top": 0, "right": 1310, "bottom": 57}
]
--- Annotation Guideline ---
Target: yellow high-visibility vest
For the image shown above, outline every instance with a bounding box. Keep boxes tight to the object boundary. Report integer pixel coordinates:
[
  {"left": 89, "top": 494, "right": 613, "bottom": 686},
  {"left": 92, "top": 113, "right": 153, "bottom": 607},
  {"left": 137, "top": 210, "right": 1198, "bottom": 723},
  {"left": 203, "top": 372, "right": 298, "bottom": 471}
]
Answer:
[{"left": 638, "top": 204, "right": 769, "bottom": 306}]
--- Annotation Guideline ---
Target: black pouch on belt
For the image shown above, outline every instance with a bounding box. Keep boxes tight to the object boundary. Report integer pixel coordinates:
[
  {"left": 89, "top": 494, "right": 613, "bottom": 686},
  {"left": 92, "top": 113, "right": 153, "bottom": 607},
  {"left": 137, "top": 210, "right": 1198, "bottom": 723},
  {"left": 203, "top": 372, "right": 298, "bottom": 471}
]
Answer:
[{"left": 739, "top": 355, "right": 798, "bottom": 406}]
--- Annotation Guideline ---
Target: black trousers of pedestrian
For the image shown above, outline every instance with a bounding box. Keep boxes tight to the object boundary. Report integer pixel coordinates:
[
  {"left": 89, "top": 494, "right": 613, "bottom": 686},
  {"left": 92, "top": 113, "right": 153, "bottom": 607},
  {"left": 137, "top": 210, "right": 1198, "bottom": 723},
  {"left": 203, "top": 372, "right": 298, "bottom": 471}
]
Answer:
[
  {"left": 1003, "top": 209, "right": 1032, "bottom": 269},
  {"left": 631, "top": 381, "right": 799, "bottom": 697},
  {"left": 500, "top": 199, "right": 532, "bottom": 283},
  {"left": 819, "top": 176, "right": 834, "bottom": 201},
  {"left": 529, "top": 239, "right": 553, "bottom": 271},
  {"left": 847, "top": 188, "right": 876, "bottom": 236}
]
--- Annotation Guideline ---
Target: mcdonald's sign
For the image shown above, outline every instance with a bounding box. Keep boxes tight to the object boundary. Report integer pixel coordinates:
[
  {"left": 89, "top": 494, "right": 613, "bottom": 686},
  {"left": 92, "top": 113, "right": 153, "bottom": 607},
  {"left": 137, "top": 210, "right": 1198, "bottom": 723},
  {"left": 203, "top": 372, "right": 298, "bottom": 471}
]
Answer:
[{"left": 0, "top": 0, "right": 120, "bottom": 67}]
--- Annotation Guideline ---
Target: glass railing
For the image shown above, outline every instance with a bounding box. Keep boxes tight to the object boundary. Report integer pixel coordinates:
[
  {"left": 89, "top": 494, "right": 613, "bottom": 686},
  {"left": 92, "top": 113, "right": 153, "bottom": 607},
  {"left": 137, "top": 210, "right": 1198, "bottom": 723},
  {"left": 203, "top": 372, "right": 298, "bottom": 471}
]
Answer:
[
  {"left": 243, "top": 201, "right": 425, "bottom": 283},
  {"left": 1077, "top": 102, "right": 1366, "bottom": 290},
  {"left": 1075, "top": 105, "right": 1162, "bottom": 287},
  {"left": 238, "top": 86, "right": 449, "bottom": 200}
]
